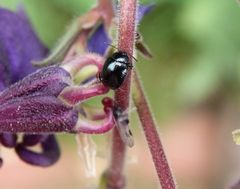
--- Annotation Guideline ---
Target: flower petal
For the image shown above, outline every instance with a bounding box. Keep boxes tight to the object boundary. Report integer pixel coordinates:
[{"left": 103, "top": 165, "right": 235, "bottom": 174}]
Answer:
[
  {"left": 22, "top": 134, "right": 48, "bottom": 147},
  {"left": 0, "top": 8, "right": 63, "bottom": 168},
  {"left": 86, "top": 5, "right": 154, "bottom": 56},
  {"left": 15, "top": 135, "right": 60, "bottom": 167},
  {"left": 0, "top": 66, "right": 71, "bottom": 104},
  {"left": 137, "top": 4, "right": 155, "bottom": 24},
  {"left": 0, "top": 133, "right": 17, "bottom": 148},
  {"left": 0, "top": 8, "right": 47, "bottom": 83},
  {"left": 87, "top": 23, "right": 111, "bottom": 55},
  {"left": 0, "top": 95, "right": 78, "bottom": 133},
  {"left": 0, "top": 82, "right": 5, "bottom": 91}
]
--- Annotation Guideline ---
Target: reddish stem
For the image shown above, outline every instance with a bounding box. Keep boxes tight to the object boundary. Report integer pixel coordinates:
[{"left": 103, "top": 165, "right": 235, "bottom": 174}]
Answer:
[
  {"left": 105, "top": 0, "right": 137, "bottom": 188},
  {"left": 132, "top": 70, "right": 176, "bottom": 189}
]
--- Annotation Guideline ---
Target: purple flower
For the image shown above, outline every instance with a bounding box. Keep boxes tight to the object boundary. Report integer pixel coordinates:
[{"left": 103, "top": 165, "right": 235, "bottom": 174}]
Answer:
[
  {"left": 0, "top": 7, "right": 47, "bottom": 84},
  {"left": 0, "top": 7, "right": 59, "bottom": 167},
  {"left": 0, "top": 53, "right": 115, "bottom": 147}
]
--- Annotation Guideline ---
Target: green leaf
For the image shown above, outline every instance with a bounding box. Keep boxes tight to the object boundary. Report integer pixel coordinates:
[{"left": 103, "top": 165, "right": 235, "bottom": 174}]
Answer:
[
  {"left": 178, "top": 56, "right": 221, "bottom": 104},
  {"left": 22, "top": 0, "right": 72, "bottom": 47},
  {"left": 52, "top": 0, "right": 96, "bottom": 14}
]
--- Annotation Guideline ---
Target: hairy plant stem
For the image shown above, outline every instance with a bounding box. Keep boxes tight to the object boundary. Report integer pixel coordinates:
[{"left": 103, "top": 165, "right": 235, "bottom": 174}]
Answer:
[
  {"left": 105, "top": 0, "right": 137, "bottom": 188},
  {"left": 132, "top": 70, "right": 177, "bottom": 189}
]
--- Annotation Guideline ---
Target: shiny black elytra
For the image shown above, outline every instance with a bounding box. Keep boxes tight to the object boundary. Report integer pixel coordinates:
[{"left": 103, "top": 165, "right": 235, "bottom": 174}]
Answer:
[{"left": 99, "top": 51, "right": 132, "bottom": 90}]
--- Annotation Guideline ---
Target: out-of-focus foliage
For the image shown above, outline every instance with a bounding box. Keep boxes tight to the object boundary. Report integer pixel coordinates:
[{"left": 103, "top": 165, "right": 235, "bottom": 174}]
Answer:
[
  {"left": 177, "top": 0, "right": 240, "bottom": 102},
  {"left": 138, "top": 0, "right": 240, "bottom": 121}
]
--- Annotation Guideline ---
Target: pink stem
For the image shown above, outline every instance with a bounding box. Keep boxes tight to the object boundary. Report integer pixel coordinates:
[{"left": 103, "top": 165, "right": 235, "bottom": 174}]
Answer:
[
  {"left": 73, "top": 108, "right": 115, "bottom": 134},
  {"left": 61, "top": 53, "right": 104, "bottom": 77},
  {"left": 132, "top": 71, "right": 177, "bottom": 189},
  {"left": 82, "top": 105, "right": 107, "bottom": 120},
  {"left": 105, "top": 0, "right": 137, "bottom": 188},
  {"left": 58, "top": 84, "right": 109, "bottom": 106}
]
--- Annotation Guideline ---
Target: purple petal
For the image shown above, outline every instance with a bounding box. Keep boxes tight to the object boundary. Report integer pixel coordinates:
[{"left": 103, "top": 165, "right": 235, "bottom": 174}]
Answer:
[
  {"left": 0, "top": 8, "right": 47, "bottom": 84},
  {"left": 136, "top": 4, "right": 155, "bottom": 24},
  {"left": 0, "top": 40, "right": 11, "bottom": 87},
  {"left": 0, "top": 82, "right": 6, "bottom": 92},
  {"left": 0, "top": 133, "right": 17, "bottom": 148},
  {"left": 0, "top": 8, "right": 63, "bottom": 167},
  {"left": 22, "top": 134, "right": 48, "bottom": 146},
  {"left": 15, "top": 135, "right": 60, "bottom": 167},
  {"left": 0, "top": 95, "right": 78, "bottom": 133},
  {"left": 16, "top": 5, "right": 32, "bottom": 25},
  {"left": 87, "top": 24, "right": 111, "bottom": 55},
  {"left": 86, "top": 5, "right": 153, "bottom": 55},
  {"left": 0, "top": 66, "right": 71, "bottom": 104}
]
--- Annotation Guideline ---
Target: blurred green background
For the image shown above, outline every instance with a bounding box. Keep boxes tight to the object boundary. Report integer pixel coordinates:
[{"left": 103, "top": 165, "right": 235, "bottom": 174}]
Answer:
[{"left": 1, "top": 0, "right": 240, "bottom": 189}]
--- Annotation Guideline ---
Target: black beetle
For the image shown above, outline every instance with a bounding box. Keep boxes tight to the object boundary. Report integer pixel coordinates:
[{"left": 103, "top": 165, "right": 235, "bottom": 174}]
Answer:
[{"left": 99, "top": 51, "right": 132, "bottom": 90}]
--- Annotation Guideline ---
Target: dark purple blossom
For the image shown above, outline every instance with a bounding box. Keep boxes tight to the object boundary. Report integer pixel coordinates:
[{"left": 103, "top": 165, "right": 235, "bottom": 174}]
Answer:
[
  {"left": 0, "top": 6, "right": 114, "bottom": 167},
  {"left": 0, "top": 57, "right": 115, "bottom": 133},
  {"left": 0, "top": 66, "right": 71, "bottom": 104},
  {"left": 0, "top": 7, "right": 59, "bottom": 167},
  {"left": 0, "top": 66, "right": 77, "bottom": 133},
  {"left": 0, "top": 8, "right": 47, "bottom": 83}
]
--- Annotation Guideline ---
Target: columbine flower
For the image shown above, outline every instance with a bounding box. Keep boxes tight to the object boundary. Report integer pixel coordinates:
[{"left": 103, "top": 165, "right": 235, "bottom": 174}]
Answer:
[
  {"left": 0, "top": 7, "right": 115, "bottom": 167},
  {"left": 0, "top": 7, "right": 60, "bottom": 167},
  {"left": 0, "top": 56, "right": 115, "bottom": 133}
]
